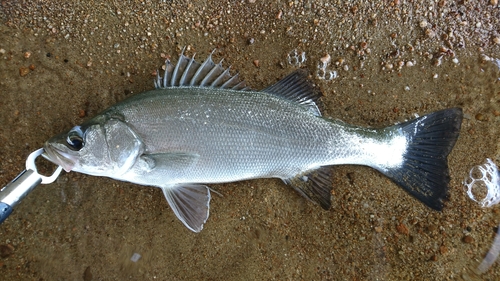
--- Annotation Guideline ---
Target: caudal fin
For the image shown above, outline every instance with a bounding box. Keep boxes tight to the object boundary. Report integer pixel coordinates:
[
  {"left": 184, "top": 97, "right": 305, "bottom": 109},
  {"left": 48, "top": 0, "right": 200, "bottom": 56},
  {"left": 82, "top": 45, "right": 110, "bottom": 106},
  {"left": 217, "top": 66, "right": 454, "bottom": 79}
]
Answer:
[{"left": 380, "top": 108, "right": 463, "bottom": 210}]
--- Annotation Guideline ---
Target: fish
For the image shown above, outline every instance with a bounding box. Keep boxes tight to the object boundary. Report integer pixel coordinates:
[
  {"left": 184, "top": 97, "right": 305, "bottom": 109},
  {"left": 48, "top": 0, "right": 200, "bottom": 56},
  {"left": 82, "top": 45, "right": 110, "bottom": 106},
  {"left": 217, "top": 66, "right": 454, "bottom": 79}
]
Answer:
[{"left": 43, "top": 49, "right": 463, "bottom": 232}]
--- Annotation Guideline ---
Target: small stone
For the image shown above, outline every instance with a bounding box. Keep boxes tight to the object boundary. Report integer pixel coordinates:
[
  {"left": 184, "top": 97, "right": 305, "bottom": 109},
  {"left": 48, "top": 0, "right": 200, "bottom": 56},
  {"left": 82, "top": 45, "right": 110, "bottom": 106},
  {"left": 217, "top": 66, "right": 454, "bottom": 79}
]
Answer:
[
  {"left": 425, "top": 29, "right": 436, "bottom": 38},
  {"left": 440, "top": 245, "right": 448, "bottom": 254},
  {"left": 420, "top": 20, "right": 428, "bottom": 28},
  {"left": 491, "top": 0, "right": 498, "bottom": 6},
  {"left": 19, "top": 66, "right": 30, "bottom": 77},
  {"left": 426, "top": 225, "right": 437, "bottom": 232},
  {"left": 493, "top": 37, "right": 500, "bottom": 45},
  {"left": 248, "top": 0, "right": 256, "bottom": 3},
  {"left": 374, "top": 226, "right": 383, "bottom": 233},
  {"left": 79, "top": 109, "right": 86, "bottom": 118},
  {"left": 0, "top": 244, "right": 14, "bottom": 258},
  {"left": 320, "top": 54, "right": 331, "bottom": 64},
  {"left": 253, "top": 60, "right": 259, "bottom": 67},
  {"left": 23, "top": 51, "right": 31, "bottom": 58},
  {"left": 83, "top": 266, "right": 92, "bottom": 281},
  {"left": 130, "top": 253, "right": 141, "bottom": 262},
  {"left": 276, "top": 10, "right": 282, "bottom": 19},
  {"left": 396, "top": 223, "right": 409, "bottom": 235},
  {"left": 463, "top": 236, "right": 474, "bottom": 244},
  {"left": 430, "top": 255, "right": 438, "bottom": 261},
  {"left": 248, "top": 38, "right": 255, "bottom": 45},
  {"left": 475, "top": 113, "right": 485, "bottom": 121},
  {"left": 29, "top": 64, "right": 36, "bottom": 71}
]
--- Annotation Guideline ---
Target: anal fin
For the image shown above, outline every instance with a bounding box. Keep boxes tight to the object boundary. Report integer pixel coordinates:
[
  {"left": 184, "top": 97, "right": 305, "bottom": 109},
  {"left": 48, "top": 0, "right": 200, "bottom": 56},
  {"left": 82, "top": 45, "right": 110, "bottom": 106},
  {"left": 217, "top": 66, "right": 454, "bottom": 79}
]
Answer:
[
  {"left": 284, "top": 167, "right": 333, "bottom": 210},
  {"left": 161, "top": 184, "right": 211, "bottom": 232}
]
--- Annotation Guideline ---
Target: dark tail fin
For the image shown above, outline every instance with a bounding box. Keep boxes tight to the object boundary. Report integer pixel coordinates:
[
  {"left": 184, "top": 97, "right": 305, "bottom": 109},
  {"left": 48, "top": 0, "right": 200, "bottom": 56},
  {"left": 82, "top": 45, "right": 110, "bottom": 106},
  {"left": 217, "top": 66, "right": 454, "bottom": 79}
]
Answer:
[{"left": 380, "top": 108, "right": 463, "bottom": 210}]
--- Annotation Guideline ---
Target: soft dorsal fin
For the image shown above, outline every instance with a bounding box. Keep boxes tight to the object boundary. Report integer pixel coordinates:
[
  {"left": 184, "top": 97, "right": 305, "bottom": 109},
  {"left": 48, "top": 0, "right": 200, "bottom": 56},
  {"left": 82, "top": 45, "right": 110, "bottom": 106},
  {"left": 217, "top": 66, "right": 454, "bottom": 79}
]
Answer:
[
  {"left": 261, "top": 69, "right": 323, "bottom": 116},
  {"left": 154, "top": 48, "right": 249, "bottom": 90}
]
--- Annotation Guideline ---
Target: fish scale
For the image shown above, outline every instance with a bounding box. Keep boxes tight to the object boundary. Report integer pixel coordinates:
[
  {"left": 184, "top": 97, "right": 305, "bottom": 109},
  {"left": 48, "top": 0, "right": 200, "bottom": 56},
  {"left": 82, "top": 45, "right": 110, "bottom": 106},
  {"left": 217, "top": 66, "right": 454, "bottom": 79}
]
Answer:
[
  {"left": 115, "top": 88, "right": 335, "bottom": 177},
  {"left": 43, "top": 50, "right": 463, "bottom": 232}
]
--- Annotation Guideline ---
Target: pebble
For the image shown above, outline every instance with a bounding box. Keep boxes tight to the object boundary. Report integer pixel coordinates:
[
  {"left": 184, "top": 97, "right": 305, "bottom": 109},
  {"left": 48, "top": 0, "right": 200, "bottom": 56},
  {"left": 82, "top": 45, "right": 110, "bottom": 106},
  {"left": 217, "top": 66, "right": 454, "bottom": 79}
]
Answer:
[
  {"left": 83, "top": 266, "right": 92, "bottom": 281},
  {"left": 19, "top": 66, "right": 30, "bottom": 77},
  {"left": 440, "top": 245, "right": 448, "bottom": 254},
  {"left": 0, "top": 244, "right": 14, "bottom": 258},
  {"left": 320, "top": 54, "right": 331, "bottom": 64},
  {"left": 396, "top": 223, "right": 409, "bottom": 235},
  {"left": 23, "top": 51, "right": 31, "bottom": 58},
  {"left": 463, "top": 235, "right": 474, "bottom": 244},
  {"left": 493, "top": 37, "right": 500, "bottom": 45},
  {"left": 425, "top": 29, "right": 436, "bottom": 38},
  {"left": 253, "top": 60, "right": 260, "bottom": 67},
  {"left": 475, "top": 113, "right": 486, "bottom": 121},
  {"left": 276, "top": 10, "right": 282, "bottom": 19}
]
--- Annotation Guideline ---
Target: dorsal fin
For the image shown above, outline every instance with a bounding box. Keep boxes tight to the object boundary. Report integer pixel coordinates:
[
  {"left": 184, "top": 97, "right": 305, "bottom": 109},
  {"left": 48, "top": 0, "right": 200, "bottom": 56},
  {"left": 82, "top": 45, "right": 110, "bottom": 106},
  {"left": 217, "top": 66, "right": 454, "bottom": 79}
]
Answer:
[
  {"left": 261, "top": 69, "right": 323, "bottom": 116},
  {"left": 155, "top": 48, "right": 249, "bottom": 90}
]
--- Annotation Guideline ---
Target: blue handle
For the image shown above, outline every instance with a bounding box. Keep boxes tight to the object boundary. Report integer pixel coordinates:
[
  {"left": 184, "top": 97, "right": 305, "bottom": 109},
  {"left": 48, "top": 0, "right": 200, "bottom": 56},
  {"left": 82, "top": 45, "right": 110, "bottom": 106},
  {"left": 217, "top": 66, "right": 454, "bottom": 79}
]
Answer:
[
  {"left": 0, "top": 202, "right": 13, "bottom": 224},
  {"left": 0, "top": 169, "right": 42, "bottom": 225}
]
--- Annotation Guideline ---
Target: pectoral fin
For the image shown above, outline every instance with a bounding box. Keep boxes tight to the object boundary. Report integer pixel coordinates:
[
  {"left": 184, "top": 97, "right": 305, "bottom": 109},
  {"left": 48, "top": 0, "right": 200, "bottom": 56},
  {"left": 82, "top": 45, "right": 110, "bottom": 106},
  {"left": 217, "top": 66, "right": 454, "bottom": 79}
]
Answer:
[
  {"left": 140, "top": 152, "right": 199, "bottom": 172},
  {"left": 161, "top": 184, "right": 211, "bottom": 232},
  {"left": 284, "top": 167, "right": 333, "bottom": 210}
]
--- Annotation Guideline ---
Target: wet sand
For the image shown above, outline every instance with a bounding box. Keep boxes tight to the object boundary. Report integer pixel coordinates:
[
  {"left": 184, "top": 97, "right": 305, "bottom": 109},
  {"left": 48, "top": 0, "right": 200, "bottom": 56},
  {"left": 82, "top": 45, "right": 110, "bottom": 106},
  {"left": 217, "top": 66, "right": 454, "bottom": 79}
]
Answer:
[{"left": 0, "top": 1, "right": 499, "bottom": 280}]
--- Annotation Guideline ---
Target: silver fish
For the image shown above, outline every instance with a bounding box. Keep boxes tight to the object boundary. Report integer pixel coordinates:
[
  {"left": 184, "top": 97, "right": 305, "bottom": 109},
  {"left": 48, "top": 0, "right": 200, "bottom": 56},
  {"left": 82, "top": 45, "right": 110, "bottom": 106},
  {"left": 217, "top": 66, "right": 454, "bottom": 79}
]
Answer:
[{"left": 43, "top": 50, "right": 463, "bottom": 232}]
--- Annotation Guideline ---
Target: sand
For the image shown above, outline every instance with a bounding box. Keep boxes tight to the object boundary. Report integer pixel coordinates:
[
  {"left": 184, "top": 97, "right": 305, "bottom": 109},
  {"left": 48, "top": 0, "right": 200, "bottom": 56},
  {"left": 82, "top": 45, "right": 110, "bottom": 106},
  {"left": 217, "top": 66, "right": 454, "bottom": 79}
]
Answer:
[{"left": 0, "top": 1, "right": 499, "bottom": 280}]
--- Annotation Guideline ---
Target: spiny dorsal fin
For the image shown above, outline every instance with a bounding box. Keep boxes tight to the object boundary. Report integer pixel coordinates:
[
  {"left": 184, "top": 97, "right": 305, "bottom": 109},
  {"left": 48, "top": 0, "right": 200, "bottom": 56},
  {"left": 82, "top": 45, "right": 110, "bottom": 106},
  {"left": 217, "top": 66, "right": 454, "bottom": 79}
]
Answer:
[
  {"left": 261, "top": 69, "right": 323, "bottom": 116},
  {"left": 284, "top": 166, "right": 333, "bottom": 210},
  {"left": 155, "top": 48, "right": 249, "bottom": 90}
]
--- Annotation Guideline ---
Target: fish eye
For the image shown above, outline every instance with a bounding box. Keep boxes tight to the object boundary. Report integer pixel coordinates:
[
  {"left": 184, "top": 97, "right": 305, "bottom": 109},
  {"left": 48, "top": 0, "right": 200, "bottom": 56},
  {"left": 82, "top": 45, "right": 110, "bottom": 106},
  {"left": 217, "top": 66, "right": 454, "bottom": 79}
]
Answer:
[{"left": 66, "top": 126, "right": 84, "bottom": 151}]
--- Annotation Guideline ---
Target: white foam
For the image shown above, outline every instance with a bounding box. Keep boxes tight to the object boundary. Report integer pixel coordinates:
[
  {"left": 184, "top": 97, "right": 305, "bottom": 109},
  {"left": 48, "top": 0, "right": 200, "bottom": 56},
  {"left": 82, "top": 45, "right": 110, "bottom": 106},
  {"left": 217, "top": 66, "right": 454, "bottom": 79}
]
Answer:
[{"left": 464, "top": 158, "right": 500, "bottom": 208}]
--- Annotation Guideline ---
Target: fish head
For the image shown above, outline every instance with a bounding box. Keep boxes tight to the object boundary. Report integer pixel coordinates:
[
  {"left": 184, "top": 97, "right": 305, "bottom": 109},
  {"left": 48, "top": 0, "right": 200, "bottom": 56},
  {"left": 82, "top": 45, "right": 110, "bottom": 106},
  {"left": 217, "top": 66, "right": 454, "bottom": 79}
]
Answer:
[{"left": 43, "top": 117, "right": 144, "bottom": 177}]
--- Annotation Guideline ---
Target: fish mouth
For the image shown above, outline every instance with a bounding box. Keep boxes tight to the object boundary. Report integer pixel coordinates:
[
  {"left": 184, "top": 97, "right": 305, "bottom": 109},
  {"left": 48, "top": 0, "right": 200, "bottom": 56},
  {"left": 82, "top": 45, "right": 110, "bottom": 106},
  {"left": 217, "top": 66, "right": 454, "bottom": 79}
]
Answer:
[{"left": 42, "top": 142, "right": 76, "bottom": 172}]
